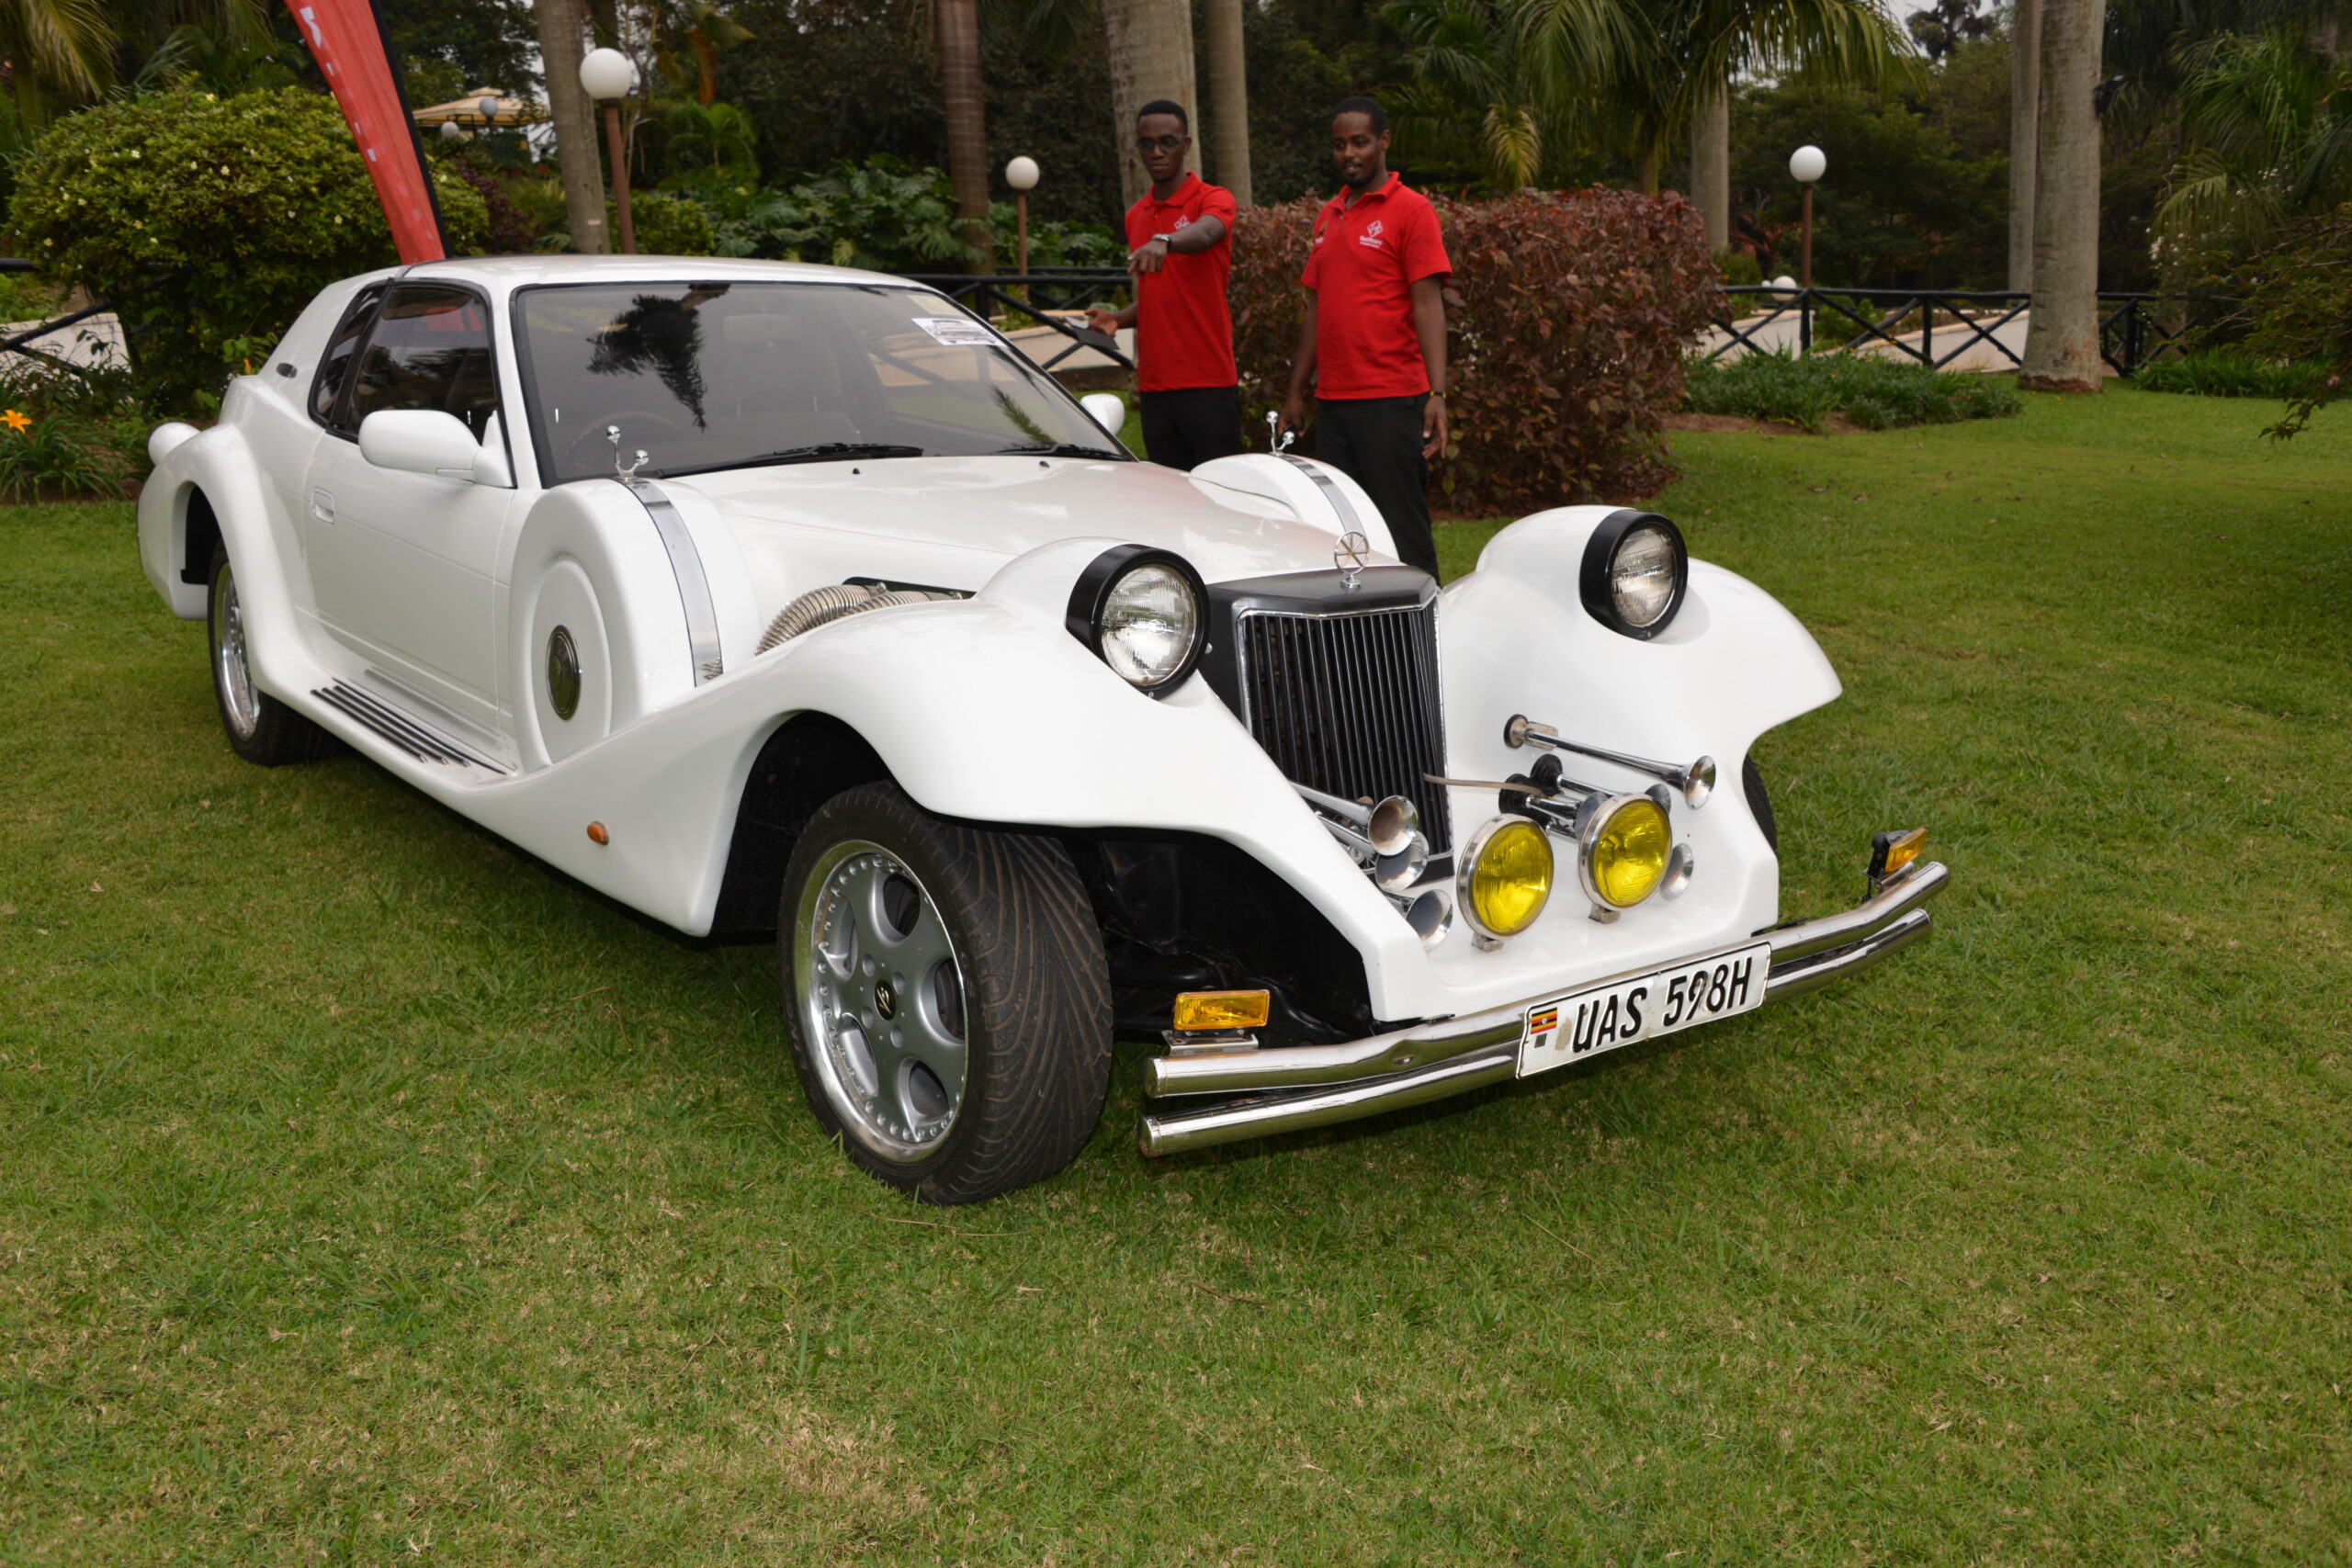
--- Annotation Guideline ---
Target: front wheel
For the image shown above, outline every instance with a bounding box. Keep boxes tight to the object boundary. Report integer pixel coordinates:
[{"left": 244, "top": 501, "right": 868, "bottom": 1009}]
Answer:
[
  {"left": 208, "top": 546, "right": 332, "bottom": 766},
  {"left": 778, "top": 782, "right": 1113, "bottom": 1204}
]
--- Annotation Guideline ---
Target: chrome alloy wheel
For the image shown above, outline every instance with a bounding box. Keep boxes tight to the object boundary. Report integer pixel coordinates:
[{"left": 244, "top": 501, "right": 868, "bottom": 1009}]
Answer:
[
  {"left": 794, "top": 840, "right": 970, "bottom": 1162},
  {"left": 211, "top": 564, "right": 259, "bottom": 739}
]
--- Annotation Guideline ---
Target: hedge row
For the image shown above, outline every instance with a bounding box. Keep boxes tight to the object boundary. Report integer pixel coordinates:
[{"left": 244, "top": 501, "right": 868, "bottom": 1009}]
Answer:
[{"left": 1230, "top": 187, "right": 1719, "bottom": 516}]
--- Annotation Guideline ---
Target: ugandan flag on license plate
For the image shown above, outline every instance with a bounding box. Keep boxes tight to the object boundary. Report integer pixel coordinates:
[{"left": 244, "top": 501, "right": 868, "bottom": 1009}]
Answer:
[{"left": 1528, "top": 1006, "right": 1560, "bottom": 1038}]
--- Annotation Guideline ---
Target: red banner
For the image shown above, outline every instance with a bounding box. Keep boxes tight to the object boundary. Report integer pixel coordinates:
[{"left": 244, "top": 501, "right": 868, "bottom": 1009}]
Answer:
[{"left": 287, "top": 0, "right": 447, "bottom": 264}]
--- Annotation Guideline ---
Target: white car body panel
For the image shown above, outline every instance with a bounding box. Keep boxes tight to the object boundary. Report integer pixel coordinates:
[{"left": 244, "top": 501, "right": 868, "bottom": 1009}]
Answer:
[{"left": 137, "top": 254, "right": 1850, "bottom": 1033}]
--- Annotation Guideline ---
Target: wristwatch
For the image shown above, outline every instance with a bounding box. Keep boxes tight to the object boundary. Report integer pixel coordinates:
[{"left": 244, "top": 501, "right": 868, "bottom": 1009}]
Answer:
[{"left": 1150, "top": 232, "right": 1175, "bottom": 245}]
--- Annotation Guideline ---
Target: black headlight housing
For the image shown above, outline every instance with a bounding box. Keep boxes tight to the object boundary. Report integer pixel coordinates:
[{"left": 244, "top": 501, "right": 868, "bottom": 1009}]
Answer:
[
  {"left": 1064, "top": 543, "right": 1209, "bottom": 697},
  {"left": 1578, "top": 509, "right": 1689, "bottom": 640}
]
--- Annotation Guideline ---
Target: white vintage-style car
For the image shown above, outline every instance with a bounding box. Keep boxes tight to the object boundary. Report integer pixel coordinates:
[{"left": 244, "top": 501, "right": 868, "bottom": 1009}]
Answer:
[{"left": 138, "top": 255, "right": 1946, "bottom": 1202}]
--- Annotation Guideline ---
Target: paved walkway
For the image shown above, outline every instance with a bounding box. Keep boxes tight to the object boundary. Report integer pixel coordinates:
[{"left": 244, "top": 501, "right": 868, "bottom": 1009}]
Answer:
[{"left": 1700, "top": 308, "right": 2030, "bottom": 373}]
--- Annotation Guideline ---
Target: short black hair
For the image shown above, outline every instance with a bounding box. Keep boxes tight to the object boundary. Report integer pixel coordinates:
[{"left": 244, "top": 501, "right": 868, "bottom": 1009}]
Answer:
[
  {"left": 1332, "top": 95, "right": 1388, "bottom": 134},
  {"left": 1137, "top": 99, "right": 1190, "bottom": 134}
]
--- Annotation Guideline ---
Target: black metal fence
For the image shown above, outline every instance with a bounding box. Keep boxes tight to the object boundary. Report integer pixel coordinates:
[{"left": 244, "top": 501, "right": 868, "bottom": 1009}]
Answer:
[
  {"left": 903, "top": 268, "right": 1135, "bottom": 372},
  {"left": 1708, "top": 285, "right": 2188, "bottom": 377},
  {"left": 0, "top": 257, "right": 114, "bottom": 378}
]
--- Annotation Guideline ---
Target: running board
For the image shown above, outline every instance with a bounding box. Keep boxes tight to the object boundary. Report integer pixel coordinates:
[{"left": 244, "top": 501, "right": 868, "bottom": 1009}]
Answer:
[{"left": 312, "top": 681, "right": 509, "bottom": 774}]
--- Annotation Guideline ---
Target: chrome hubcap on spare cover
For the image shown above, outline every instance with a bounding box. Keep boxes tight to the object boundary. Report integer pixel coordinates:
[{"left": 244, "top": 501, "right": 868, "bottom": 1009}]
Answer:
[
  {"left": 795, "top": 841, "right": 968, "bottom": 1161},
  {"left": 212, "top": 567, "right": 259, "bottom": 739}
]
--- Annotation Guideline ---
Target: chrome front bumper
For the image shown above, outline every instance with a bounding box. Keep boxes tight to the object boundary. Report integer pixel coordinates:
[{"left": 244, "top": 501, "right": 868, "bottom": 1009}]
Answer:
[{"left": 1137, "top": 860, "right": 1950, "bottom": 1156}]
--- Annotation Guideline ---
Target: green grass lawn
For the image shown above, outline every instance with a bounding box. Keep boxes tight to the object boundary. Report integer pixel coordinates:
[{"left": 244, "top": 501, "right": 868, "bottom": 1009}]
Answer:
[{"left": 5, "top": 388, "right": 2349, "bottom": 1562}]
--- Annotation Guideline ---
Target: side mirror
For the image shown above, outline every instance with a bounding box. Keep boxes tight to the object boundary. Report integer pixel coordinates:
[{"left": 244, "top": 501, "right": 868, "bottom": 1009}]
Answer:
[
  {"left": 1080, "top": 392, "right": 1126, "bottom": 438},
  {"left": 357, "top": 409, "right": 511, "bottom": 487}
]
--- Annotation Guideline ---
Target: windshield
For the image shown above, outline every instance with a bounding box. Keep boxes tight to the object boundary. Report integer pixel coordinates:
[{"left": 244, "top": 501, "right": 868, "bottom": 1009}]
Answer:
[{"left": 514, "top": 281, "right": 1127, "bottom": 483}]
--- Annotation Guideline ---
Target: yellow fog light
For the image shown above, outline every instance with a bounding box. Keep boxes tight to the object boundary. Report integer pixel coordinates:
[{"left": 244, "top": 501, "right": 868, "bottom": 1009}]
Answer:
[
  {"left": 1459, "top": 818, "right": 1555, "bottom": 942},
  {"left": 1869, "top": 827, "right": 1928, "bottom": 886},
  {"left": 1582, "top": 795, "right": 1673, "bottom": 909},
  {"left": 1172, "top": 989, "right": 1270, "bottom": 1032}
]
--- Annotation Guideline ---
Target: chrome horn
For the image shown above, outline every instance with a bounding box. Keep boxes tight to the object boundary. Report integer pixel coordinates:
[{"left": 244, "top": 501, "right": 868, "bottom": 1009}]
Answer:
[
  {"left": 1294, "top": 783, "right": 1429, "bottom": 893},
  {"left": 1503, "top": 714, "right": 1716, "bottom": 808}
]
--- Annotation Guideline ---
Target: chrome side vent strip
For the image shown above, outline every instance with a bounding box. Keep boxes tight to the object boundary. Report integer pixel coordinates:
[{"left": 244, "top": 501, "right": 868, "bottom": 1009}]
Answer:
[
  {"left": 312, "top": 681, "right": 508, "bottom": 773},
  {"left": 616, "top": 475, "right": 725, "bottom": 685}
]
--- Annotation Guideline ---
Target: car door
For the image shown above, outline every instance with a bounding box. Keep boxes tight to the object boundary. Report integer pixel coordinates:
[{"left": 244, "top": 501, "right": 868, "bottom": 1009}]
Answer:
[{"left": 304, "top": 280, "right": 517, "bottom": 733}]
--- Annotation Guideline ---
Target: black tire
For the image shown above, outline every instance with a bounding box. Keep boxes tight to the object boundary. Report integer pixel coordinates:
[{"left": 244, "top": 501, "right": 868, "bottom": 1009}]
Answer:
[
  {"left": 207, "top": 546, "right": 333, "bottom": 766},
  {"left": 1742, "top": 753, "right": 1778, "bottom": 854},
  {"left": 777, "top": 781, "right": 1114, "bottom": 1204}
]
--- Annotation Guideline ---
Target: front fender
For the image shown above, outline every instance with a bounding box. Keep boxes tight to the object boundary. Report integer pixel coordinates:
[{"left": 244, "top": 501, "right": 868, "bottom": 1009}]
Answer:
[
  {"left": 1442, "top": 505, "right": 1841, "bottom": 781},
  {"left": 458, "top": 536, "right": 1424, "bottom": 1007}
]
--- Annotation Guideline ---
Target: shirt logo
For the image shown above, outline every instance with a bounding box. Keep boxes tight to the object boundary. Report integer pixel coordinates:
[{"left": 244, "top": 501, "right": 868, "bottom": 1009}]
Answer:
[
  {"left": 1366, "top": 220, "right": 1385, "bottom": 237},
  {"left": 1358, "top": 218, "right": 1386, "bottom": 250}
]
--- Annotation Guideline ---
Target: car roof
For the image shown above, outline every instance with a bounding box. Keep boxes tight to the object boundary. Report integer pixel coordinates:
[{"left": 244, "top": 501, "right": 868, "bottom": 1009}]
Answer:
[{"left": 390, "top": 254, "right": 932, "bottom": 295}]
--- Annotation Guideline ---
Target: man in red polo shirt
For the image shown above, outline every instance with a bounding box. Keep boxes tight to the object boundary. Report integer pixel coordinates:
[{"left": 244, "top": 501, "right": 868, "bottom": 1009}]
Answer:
[
  {"left": 1276, "top": 96, "right": 1452, "bottom": 575},
  {"left": 1085, "top": 101, "right": 1241, "bottom": 470}
]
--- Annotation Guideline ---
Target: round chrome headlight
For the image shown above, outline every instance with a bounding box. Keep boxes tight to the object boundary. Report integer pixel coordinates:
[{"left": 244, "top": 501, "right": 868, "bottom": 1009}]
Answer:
[
  {"left": 1458, "top": 817, "right": 1554, "bottom": 942},
  {"left": 1579, "top": 511, "right": 1689, "bottom": 640},
  {"left": 1580, "top": 794, "right": 1673, "bottom": 909},
  {"left": 1066, "top": 546, "right": 1207, "bottom": 696}
]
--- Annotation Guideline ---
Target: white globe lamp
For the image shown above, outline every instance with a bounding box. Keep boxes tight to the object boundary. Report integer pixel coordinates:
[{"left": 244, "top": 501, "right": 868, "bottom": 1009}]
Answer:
[
  {"left": 578, "top": 49, "right": 635, "bottom": 102},
  {"left": 1006, "top": 156, "right": 1040, "bottom": 277},
  {"left": 579, "top": 51, "right": 639, "bottom": 254},
  {"left": 1788, "top": 145, "right": 1826, "bottom": 291},
  {"left": 477, "top": 95, "right": 503, "bottom": 124},
  {"left": 438, "top": 120, "right": 463, "bottom": 141}
]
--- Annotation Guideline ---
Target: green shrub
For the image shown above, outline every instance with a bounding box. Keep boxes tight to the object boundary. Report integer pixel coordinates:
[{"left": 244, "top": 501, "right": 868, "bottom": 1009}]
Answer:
[
  {"left": 622, "top": 190, "right": 715, "bottom": 255},
  {"left": 9, "top": 88, "right": 488, "bottom": 412},
  {"left": 1684, "top": 350, "right": 2021, "bottom": 432},
  {"left": 2132, "top": 348, "right": 2332, "bottom": 400},
  {"left": 1714, "top": 248, "right": 1762, "bottom": 288},
  {"left": 0, "top": 413, "right": 130, "bottom": 502},
  {"left": 710, "top": 156, "right": 1119, "bottom": 274},
  {"left": 1232, "top": 187, "right": 1720, "bottom": 512}
]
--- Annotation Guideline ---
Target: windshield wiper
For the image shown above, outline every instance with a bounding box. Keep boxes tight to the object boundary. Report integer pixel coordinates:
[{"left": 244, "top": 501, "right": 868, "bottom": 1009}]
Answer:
[
  {"left": 992, "top": 441, "right": 1127, "bottom": 459},
  {"left": 738, "top": 443, "right": 927, "bottom": 467}
]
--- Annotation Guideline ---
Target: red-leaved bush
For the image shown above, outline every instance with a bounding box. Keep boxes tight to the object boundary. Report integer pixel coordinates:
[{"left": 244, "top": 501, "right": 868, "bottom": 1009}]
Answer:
[{"left": 1229, "top": 188, "right": 1719, "bottom": 515}]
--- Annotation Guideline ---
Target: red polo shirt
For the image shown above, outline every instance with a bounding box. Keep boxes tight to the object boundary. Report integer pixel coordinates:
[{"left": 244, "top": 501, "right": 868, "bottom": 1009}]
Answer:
[
  {"left": 1299, "top": 174, "right": 1451, "bottom": 400},
  {"left": 1124, "top": 173, "right": 1238, "bottom": 393}
]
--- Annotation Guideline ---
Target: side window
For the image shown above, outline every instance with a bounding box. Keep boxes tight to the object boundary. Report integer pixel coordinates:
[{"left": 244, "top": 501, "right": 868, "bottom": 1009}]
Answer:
[
  {"left": 311, "top": 288, "right": 384, "bottom": 431},
  {"left": 346, "top": 284, "right": 501, "bottom": 441}
]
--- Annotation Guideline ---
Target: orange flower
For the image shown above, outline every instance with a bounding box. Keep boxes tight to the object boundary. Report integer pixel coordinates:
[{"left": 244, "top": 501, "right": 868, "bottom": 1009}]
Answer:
[{"left": 2, "top": 410, "right": 28, "bottom": 434}]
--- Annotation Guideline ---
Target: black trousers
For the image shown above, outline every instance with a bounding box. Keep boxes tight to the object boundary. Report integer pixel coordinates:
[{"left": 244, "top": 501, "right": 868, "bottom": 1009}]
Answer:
[
  {"left": 1313, "top": 394, "right": 1437, "bottom": 577},
  {"left": 1138, "top": 386, "right": 1245, "bottom": 471}
]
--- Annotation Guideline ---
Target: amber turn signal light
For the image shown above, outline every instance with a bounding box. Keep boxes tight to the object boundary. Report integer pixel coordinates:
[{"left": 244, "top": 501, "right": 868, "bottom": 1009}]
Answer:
[
  {"left": 1172, "top": 989, "right": 1270, "bottom": 1032},
  {"left": 586, "top": 821, "right": 610, "bottom": 845},
  {"left": 1868, "top": 827, "right": 1926, "bottom": 883}
]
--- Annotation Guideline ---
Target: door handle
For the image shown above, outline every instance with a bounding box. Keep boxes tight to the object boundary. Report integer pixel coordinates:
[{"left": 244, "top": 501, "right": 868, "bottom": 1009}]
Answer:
[{"left": 311, "top": 488, "right": 334, "bottom": 523}]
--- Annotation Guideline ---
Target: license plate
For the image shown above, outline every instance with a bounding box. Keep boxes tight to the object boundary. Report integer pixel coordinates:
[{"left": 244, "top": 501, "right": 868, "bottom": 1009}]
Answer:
[{"left": 1518, "top": 942, "right": 1770, "bottom": 1077}]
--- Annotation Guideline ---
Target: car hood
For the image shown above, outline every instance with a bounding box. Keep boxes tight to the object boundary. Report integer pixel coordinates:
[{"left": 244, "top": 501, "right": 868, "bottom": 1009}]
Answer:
[{"left": 674, "top": 455, "right": 1357, "bottom": 596}]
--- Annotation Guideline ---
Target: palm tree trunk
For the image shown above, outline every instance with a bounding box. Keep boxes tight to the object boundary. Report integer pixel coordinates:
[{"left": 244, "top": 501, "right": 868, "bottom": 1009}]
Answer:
[
  {"left": 1204, "top": 0, "right": 1251, "bottom": 204},
  {"left": 936, "top": 0, "right": 995, "bottom": 273},
  {"left": 2007, "top": 0, "right": 2041, "bottom": 290},
  {"left": 534, "top": 0, "right": 609, "bottom": 254},
  {"left": 1691, "top": 73, "right": 1730, "bottom": 252},
  {"left": 1101, "top": 0, "right": 1200, "bottom": 207},
  {"left": 2019, "top": 0, "right": 2104, "bottom": 392}
]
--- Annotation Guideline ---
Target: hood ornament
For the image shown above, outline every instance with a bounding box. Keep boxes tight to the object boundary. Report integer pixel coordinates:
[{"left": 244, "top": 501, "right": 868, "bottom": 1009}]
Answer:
[
  {"left": 1333, "top": 529, "right": 1370, "bottom": 590},
  {"left": 1264, "top": 409, "right": 1297, "bottom": 455},
  {"left": 607, "top": 423, "right": 649, "bottom": 479}
]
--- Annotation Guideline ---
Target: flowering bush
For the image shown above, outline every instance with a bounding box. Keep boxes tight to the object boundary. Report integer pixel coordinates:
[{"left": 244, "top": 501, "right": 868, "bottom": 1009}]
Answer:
[
  {"left": 1229, "top": 188, "right": 1720, "bottom": 513},
  {"left": 10, "top": 88, "right": 488, "bottom": 410}
]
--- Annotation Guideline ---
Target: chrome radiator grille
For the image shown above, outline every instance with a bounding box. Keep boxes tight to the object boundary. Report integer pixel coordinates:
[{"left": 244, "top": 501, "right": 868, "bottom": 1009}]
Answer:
[{"left": 1234, "top": 601, "right": 1451, "bottom": 854}]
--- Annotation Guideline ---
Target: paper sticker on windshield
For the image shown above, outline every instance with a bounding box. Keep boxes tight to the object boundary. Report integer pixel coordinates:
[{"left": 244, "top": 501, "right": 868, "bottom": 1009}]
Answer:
[{"left": 914, "top": 316, "right": 997, "bottom": 346}]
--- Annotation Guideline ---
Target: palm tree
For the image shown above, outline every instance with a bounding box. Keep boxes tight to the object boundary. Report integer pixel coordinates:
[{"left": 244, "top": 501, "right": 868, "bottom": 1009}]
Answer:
[
  {"left": 2018, "top": 0, "right": 2106, "bottom": 391},
  {"left": 1666, "top": 0, "right": 1913, "bottom": 243},
  {"left": 1203, "top": 0, "right": 1250, "bottom": 203},
  {"left": 1100, "top": 0, "right": 1198, "bottom": 205},
  {"left": 2155, "top": 27, "right": 2352, "bottom": 253},
  {"left": 0, "top": 0, "right": 113, "bottom": 124},
  {"left": 935, "top": 0, "right": 993, "bottom": 271},
  {"left": 662, "top": 96, "right": 757, "bottom": 174},
  {"left": 1385, "top": 0, "right": 1548, "bottom": 189},
  {"left": 532, "top": 0, "right": 611, "bottom": 254}
]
